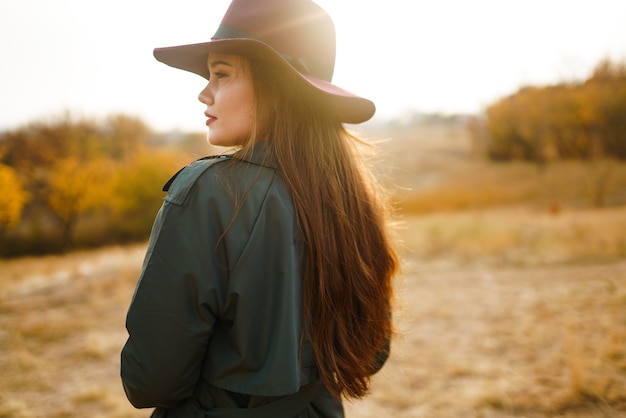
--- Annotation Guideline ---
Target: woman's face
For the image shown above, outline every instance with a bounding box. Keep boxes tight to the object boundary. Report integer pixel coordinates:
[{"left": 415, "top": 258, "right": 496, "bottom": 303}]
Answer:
[{"left": 198, "top": 53, "right": 256, "bottom": 147}]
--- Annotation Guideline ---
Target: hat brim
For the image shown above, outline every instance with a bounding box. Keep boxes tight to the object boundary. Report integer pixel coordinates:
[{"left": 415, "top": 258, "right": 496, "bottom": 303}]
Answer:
[{"left": 153, "top": 39, "right": 375, "bottom": 124}]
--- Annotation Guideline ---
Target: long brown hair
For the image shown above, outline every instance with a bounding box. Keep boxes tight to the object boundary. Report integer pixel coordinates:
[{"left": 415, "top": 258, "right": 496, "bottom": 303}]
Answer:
[{"left": 238, "top": 57, "right": 398, "bottom": 399}]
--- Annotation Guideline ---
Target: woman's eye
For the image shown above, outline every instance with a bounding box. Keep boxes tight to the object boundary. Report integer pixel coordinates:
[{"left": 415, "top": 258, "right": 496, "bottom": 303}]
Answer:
[{"left": 213, "top": 72, "right": 226, "bottom": 79}]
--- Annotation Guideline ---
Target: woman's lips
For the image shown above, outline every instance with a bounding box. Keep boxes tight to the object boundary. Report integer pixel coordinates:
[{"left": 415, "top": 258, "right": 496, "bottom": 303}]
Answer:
[{"left": 205, "top": 113, "right": 216, "bottom": 127}]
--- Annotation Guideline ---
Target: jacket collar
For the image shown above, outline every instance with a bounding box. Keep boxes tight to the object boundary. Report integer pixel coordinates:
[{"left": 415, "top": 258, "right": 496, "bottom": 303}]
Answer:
[{"left": 232, "top": 140, "right": 277, "bottom": 169}]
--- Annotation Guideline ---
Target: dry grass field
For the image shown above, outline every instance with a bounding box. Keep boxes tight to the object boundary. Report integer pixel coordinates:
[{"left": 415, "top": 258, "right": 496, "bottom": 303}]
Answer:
[{"left": 1, "top": 121, "right": 626, "bottom": 417}]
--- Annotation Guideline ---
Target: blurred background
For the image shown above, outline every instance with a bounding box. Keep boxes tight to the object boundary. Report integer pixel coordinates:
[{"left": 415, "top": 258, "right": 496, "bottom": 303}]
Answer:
[{"left": 1, "top": 1, "right": 625, "bottom": 417}]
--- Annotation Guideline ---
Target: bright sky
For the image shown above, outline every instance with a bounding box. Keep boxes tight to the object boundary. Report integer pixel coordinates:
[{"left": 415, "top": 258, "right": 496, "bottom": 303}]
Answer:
[{"left": 1, "top": 0, "right": 625, "bottom": 132}]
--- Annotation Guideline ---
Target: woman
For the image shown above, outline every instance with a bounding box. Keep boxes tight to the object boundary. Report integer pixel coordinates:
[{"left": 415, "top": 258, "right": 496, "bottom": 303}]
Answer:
[{"left": 121, "top": 0, "right": 399, "bottom": 416}]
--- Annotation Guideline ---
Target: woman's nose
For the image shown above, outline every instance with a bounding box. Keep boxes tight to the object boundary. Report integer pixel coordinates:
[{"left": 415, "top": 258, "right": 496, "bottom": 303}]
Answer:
[{"left": 198, "top": 82, "right": 212, "bottom": 104}]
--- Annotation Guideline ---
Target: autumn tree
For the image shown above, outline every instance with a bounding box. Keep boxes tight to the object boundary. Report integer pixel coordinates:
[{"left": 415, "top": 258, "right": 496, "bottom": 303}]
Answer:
[
  {"left": 0, "top": 112, "right": 156, "bottom": 254},
  {"left": 45, "top": 157, "right": 114, "bottom": 250},
  {"left": 0, "top": 162, "right": 29, "bottom": 231},
  {"left": 584, "top": 59, "right": 626, "bottom": 159},
  {"left": 477, "top": 58, "right": 626, "bottom": 162}
]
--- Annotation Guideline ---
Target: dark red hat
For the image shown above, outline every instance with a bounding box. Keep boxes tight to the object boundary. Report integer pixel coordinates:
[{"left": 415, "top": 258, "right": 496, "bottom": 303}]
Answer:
[{"left": 153, "top": 0, "right": 375, "bottom": 124}]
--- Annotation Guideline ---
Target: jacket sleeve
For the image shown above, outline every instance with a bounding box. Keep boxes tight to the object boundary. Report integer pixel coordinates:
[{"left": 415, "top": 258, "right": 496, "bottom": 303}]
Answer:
[{"left": 120, "top": 160, "right": 232, "bottom": 408}]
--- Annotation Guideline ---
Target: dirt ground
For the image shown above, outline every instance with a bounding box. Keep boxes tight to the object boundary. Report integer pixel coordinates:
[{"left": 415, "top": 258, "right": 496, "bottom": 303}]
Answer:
[
  {"left": 346, "top": 257, "right": 626, "bottom": 417},
  {"left": 1, "top": 237, "right": 626, "bottom": 417}
]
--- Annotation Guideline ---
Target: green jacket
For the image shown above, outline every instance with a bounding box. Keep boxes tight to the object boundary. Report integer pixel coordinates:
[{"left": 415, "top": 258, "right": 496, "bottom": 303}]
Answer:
[{"left": 121, "top": 142, "right": 349, "bottom": 417}]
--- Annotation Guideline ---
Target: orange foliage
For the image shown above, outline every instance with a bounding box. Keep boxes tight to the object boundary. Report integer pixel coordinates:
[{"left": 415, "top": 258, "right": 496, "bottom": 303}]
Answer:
[
  {"left": 0, "top": 113, "right": 187, "bottom": 255},
  {"left": 0, "top": 163, "right": 29, "bottom": 230},
  {"left": 46, "top": 157, "right": 115, "bottom": 248},
  {"left": 477, "top": 59, "right": 626, "bottom": 161}
]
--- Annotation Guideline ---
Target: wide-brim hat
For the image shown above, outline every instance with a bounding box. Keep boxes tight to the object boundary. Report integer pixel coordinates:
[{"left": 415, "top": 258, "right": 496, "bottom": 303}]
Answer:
[{"left": 153, "top": 0, "right": 375, "bottom": 124}]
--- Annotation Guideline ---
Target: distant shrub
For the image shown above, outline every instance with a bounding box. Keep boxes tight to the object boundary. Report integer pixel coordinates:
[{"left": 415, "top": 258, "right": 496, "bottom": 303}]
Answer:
[
  {"left": 473, "top": 59, "right": 626, "bottom": 162},
  {"left": 109, "top": 150, "right": 181, "bottom": 241}
]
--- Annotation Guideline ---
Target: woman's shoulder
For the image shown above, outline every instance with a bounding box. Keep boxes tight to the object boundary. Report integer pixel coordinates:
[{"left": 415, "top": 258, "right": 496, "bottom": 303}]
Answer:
[
  {"left": 163, "top": 148, "right": 283, "bottom": 209},
  {"left": 162, "top": 155, "right": 234, "bottom": 206}
]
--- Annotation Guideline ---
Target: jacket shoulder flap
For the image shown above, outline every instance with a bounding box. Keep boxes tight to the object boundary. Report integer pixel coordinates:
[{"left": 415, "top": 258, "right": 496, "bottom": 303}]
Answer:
[{"left": 162, "top": 155, "right": 230, "bottom": 206}]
